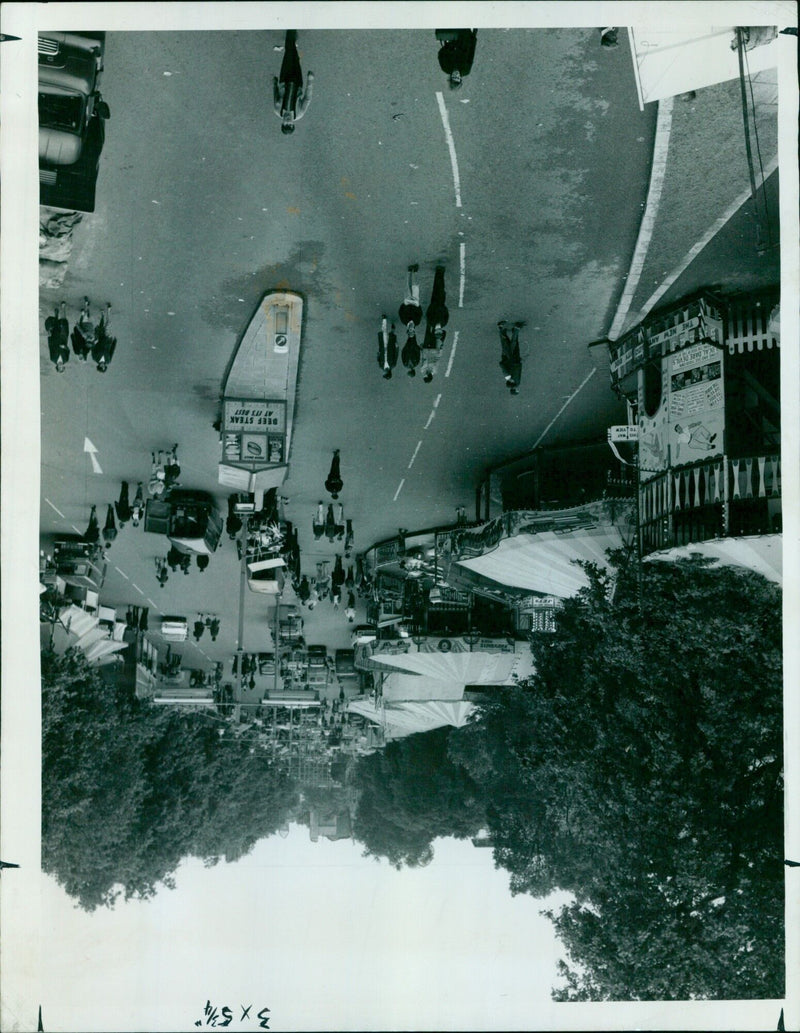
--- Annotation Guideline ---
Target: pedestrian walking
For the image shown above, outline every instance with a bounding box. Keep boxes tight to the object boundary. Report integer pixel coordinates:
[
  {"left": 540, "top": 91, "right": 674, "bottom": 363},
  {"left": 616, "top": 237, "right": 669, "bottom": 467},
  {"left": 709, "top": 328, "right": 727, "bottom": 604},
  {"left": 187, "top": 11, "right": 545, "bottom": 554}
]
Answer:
[
  {"left": 156, "top": 558, "right": 169, "bottom": 588},
  {"left": 131, "top": 483, "right": 144, "bottom": 527},
  {"left": 45, "top": 302, "right": 70, "bottom": 372},
  {"left": 196, "top": 554, "right": 209, "bottom": 573},
  {"left": 273, "top": 30, "right": 315, "bottom": 134},
  {"left": 164, "top": 444, "right": 180, "bottom": 489},
  {"left": 425, "top": 265, "right": 449, "bottom": 344},
  {"left": 139, "top": 607, "right": 149, "bottom": 632},
  {"left": 344, "top": 518, "right": 354, "bottom": 557},
  {"left": 102, "top": 504, "right": 117, "bottom": 546},
  {"left": 208, "top": 618, "right": 220, "bottom": 641},
  {"left": 435, "top": 29, "right": 478, "bottom": 88},
  {"left": 167, "top": 544, "right": 183, "bottom": 571},
  {"left": 91, "top": 303, "right": 116, "bottom": 373},
  {"left": 345, "top": 590, "right": 356, "bottom": 623},
  {"left": 148, "top": 451, "right": 166, "bottom": 498},
  {"left": 115, "top": 481, "right": 132, "bottom": 526},
  {"left": 345, "top": 564, "right": 354, "bottom": 589},
  {"left": 498, "top": 320, "right": 524, "bottom": 394},
  {"left": 402, "top": 332, "right": 421, "bottom": 377},
  {"left": 71, "top": 297, "right": 96, "bottom": 362},
  {"left": 377, "top": 315, "right": 398, "bottom": 379},
  {"left": 312, "top": 501, "right": 325, "bottom": 540},
  {"left": 331, "top": 585, "right": 341, "bottom": 609},
  {"left": 396, "top": 264, "right": 423, "bottom": 332},
  {"left": 325, "top": 449, "right": 343, "bottom": 499},
  {"left": 181, "top": 553, "right": 192, "bottom": 575},
  {"left": 325, "top": 502, "right": 337, "bottom": 543},
  {"left": 297, "top": 574, "right": 311, "bottom": 605},
  {"left": 84, "top": 505, "right": 100, "bottom": 544},
  {"left": 193, "top": 619, "right": 206, "bottom": 642},
  {"left": 334, "top": 503, "right": 345, "bottom": 540},
  {"left": 332, "top": 554, "right": 346, "bottom": 589}
]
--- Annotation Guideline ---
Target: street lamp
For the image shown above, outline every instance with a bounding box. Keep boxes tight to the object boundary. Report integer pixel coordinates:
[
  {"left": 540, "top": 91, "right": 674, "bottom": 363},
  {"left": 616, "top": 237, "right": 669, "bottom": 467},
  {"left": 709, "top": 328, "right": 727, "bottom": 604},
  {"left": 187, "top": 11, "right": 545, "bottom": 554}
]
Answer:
[{"left": 234, "top": 500, "right": 256, "bottom": 702}]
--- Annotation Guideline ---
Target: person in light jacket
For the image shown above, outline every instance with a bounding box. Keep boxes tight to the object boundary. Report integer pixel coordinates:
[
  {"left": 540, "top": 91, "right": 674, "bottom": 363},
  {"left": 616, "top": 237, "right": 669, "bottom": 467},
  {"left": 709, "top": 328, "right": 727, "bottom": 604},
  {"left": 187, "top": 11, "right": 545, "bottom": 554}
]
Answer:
[{"left": 273, "top": 30, "right": 314, "bottom": 134}]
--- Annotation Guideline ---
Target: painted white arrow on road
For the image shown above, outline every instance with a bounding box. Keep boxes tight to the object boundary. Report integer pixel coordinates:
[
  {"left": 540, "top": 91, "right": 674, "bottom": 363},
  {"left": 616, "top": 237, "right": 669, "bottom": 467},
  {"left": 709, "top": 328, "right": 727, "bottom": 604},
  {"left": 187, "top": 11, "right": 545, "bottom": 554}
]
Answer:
[{"left": 83, "top": 438, "right": 103, "bottom": 474}]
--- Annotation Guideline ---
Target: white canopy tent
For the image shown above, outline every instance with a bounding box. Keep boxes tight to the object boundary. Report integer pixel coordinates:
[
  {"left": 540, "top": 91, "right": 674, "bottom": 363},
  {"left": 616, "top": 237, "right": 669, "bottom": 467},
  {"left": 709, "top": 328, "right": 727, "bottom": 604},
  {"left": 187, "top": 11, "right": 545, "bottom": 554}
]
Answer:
[
  {"left": 456, "top": 524, "right": 627, "bottom": 598},
  {"left": 348, "top": 698, "right": 476, "bottom": 740},
  {"left": 371, "top": 649, "right": 530, "bottom": 687},
  {"left": 645, "top": 534, "right": 782, "bottom": 585}
]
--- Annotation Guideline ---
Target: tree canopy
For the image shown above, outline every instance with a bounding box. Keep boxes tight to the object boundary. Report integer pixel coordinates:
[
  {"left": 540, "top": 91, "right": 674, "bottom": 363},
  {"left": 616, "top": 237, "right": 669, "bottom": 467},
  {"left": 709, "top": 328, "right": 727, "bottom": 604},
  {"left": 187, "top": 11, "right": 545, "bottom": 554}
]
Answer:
[
  {"left": 350, "top": 555, "right": 783, "bottom": 1000},
  {"left": 41, "top": 648, "right": 298, "bottom": 910},
  {"left": 464, "top": 556, "right": 784, "bottom": 1000},
  {"left": 352, "top": 726, "right": 486, "bottom": 868}
]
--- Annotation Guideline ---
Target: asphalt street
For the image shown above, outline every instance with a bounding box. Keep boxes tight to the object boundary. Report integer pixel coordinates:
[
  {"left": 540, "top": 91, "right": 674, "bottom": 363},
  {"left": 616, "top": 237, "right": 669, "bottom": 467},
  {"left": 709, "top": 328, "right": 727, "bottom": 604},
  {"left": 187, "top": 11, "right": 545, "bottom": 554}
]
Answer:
[{"left": 39, "top": 29, "right": 655, "bottom": 684}]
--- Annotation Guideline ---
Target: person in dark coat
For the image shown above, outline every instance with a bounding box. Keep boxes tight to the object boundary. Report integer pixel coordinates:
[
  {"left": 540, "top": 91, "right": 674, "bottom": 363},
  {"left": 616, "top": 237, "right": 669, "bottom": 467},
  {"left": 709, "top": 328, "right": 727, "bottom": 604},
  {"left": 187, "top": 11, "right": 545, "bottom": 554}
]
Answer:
[
  {"left": 139, "top": 607, "right": 149, "bottom": 632},
  {"left": 131, "top": 483, "right": 144, "bottom": 527},
  {"left": 425, "top": 265, "right": 449, "bottom": 344},
  {"left": 167, "top": 544, "right": 183, "bottom": 571},
  {"left": 325, "top": 449, "right": 343, "bottom": 499},
  {"left": 164, "top": 444, "right": 180, "bottom": 489},
  {"left": 91, "top": 303, "right": 116, "bottom": 372},
  {"left": 196, "top": 554, "right": 209, "bottom": 572},
  {"left": 208, "top": 618, "right": 220, "bottom": 641},
  {"left": 71, "top": 297, "right": 95, "bottom": 362},
  {"left": 226, "top": 495, "right": 243, "bottom": 539},
  {"left": 435, "top": 29, "right": 478, "bottom": 88},
  {"left": 297, "top": 575, "right": 311, "bottom": 605},
  {"left": 115, "top": 481, "right": 132, "bottom": 526},
  {"left": 84, "top": 505, "right": 100, "bottom": 544},
  {"left": 498, "top": 321, "right": 524, "bottom": 394},
  {"left": 102, "top": 504, "right": 117, "bottom": 546},
  {"left": 45, "top": 302, "right": 70, "bottom": 372},
  {"left": 325, "top": 503, "right": 337, "bottom": 543},
  {"left": 402, "top": 333, "right": 421, "bottom": 377},
  {"left": 181, "top": 553, "right": 192, "bottom": 575},
  {"left": 332, "top": 554, "right": 346, "bottom": 590},
  {"left": 377, "top": 315, "right": 398, "bottom": 379},
  {"left": 273, "top": 30, "right": 315, "bottom": 134},
  {"left": 193, "top": 619, "right": 206, "bottom": 642},
  {"left": 157, "top": 560, "right": 169, "bottom": 588}
]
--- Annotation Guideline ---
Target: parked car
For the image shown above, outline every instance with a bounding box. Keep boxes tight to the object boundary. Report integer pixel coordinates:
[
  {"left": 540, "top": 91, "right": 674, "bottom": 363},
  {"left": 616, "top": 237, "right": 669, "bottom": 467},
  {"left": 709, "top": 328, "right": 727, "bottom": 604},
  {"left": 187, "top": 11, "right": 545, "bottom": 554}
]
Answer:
[{"left": 38, "top": 32, "right": 110, "bottom": 212}]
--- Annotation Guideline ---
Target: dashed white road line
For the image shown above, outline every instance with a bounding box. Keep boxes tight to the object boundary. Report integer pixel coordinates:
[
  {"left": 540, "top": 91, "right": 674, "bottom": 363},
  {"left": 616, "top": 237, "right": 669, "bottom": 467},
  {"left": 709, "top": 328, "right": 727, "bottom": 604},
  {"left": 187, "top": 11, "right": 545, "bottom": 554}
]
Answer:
[
  {"left": 424, "top": 394, "right": 442, "bottom": 430},
  {"left": 131, "top": 583, "right": 144, "bottom": 595},
  {"left": 408, "top": 440, "right": 423, "bottom": 469},
  {"left": 147, "top": 598, "right": 158, "bottom": 609},
  {"left": 459, "top": 242, "right": 466, "bottom": 307},
  {"left": 435, "top": 92, "right": 462, "bottom": 208},
  {"left": 433, "top": 392, "right": 442, "bottom": 408},
  {"left": 531, "top": 367, "right": 597, "bottom": 451},
  {"left": 44, "top": 497, "right": 65, "bottom": 518},
  {"left": 445, "top": 330, "right": 459, "bottom": 378},
  {"left": 114, "top": 566, "right": 129, "bottom": 579},
  {"left": 393, "top": 478, "right": 405, "bottom": 501}
]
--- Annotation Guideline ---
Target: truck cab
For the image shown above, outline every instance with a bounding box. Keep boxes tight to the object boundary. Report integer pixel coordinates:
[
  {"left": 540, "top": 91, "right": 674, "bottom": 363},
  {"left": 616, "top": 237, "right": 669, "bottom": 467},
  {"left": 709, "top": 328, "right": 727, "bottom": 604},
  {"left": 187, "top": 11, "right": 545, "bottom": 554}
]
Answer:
[{"left": 38, "top": 32, "right": 110, "bottom": 212}]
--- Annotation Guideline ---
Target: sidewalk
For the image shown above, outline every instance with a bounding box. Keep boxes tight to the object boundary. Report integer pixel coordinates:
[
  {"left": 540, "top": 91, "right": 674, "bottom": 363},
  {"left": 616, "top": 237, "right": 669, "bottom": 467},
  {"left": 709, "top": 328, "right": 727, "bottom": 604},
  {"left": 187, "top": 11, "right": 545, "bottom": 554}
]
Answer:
[{"left": 611, "top": 69, "right": 780, "bottom": 338}]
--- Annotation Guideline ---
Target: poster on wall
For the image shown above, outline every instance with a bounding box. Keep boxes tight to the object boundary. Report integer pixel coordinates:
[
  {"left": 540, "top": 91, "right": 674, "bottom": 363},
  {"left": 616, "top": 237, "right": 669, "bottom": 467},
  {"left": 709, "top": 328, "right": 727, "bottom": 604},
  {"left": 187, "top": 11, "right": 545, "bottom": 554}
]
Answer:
[
  {"left": 668, "top": 342, "right": 725, "bottom": 464},
  {"left": 637, "top": 362, "right": 670, "bottom": 482}
]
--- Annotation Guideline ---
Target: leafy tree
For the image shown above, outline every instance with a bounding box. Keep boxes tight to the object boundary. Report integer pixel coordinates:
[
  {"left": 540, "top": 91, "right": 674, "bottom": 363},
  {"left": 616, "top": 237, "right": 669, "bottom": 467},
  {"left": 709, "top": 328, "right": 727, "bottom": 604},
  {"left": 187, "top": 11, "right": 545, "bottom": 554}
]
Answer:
[
  {"left": 352, "top": 727, "right": 486, "bottom": 868},
  {"left": 41, "top": 649, "right": 298, "bottom": 910},
  {"left": 456, "top": 557, "right": 783, "bottom": 1000}
]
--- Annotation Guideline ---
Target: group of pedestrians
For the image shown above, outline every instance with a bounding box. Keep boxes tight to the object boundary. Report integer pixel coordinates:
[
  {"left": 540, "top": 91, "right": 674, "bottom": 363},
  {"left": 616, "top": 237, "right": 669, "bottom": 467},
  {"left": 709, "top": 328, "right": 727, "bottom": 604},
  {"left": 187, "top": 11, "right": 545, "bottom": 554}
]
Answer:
[
  {"left": 272, "top": 29, "right": 478, "bottom": 135},
  {"left": 379, "top": 264, "right": 449, "bottom": 382},
  {"left": 193, "top": 613, "right": 221, "bottom": 643},
  {"left": 45, "top": 297, "right": 117, "bottom": 373},
  {"left": 312, "top": 501, "right": 354, "bottom": 551},
  {"left": 148, "top": 446, "right": 181, "bottom": 498}
]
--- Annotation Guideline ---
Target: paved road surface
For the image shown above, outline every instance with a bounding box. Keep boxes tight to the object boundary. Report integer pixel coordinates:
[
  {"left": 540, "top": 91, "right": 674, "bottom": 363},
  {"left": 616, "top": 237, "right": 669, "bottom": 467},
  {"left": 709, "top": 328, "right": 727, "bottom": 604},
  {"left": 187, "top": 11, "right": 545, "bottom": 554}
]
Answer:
[{"left": 39, "top": 29, "right": 654, "bottom": 685}]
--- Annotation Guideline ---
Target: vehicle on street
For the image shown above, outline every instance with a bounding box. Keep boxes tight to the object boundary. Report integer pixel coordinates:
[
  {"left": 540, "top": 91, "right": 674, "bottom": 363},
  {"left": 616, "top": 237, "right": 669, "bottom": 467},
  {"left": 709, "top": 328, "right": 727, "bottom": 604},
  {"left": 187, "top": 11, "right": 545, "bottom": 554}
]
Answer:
[
  {"left": 144, "top": 489, "right": 223, "bottom": 556},
  {"left": 38, "top": 31, "right": 110, "bottom": 212}
]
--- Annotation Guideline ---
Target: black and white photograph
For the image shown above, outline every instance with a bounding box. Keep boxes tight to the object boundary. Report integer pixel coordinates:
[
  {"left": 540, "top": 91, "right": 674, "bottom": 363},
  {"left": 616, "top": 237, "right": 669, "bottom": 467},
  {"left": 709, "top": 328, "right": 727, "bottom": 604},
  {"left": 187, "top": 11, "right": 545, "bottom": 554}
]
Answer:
[{"left": 1, "top": 2, "right": 798, "bottom": 1030}]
